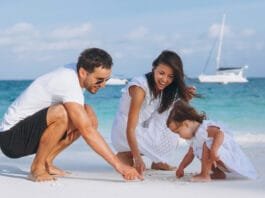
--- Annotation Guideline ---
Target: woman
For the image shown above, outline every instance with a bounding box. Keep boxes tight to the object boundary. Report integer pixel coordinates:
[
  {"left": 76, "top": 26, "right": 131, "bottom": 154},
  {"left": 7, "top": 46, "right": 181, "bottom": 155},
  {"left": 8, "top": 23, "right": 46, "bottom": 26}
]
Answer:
[{"left": 111, "top": 50, "right": 194, "bottom": 175}]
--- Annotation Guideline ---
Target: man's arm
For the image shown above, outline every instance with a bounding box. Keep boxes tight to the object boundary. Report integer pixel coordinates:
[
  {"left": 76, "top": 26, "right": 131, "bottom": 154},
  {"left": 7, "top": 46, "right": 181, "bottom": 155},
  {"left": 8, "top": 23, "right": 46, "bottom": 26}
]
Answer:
[{"left": 64, "top": 102, "right": 142, "bottom": 180}]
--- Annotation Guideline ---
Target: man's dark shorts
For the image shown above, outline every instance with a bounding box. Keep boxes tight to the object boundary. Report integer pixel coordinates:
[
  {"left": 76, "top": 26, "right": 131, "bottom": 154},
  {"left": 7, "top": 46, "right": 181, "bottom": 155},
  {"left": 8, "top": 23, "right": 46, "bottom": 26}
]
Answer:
[{"left": 0, "top": 108, "right": 48, "bottom": 158}]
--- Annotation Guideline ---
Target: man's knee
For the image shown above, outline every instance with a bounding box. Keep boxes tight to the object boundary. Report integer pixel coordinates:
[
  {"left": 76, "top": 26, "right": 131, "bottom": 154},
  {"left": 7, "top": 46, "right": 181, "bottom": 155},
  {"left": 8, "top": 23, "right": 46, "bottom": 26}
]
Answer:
[
  {"left": 84, "top": 104, "right": 98, "bottom": 128},
  {"left": 47, "top": 104, "right": 69, "bottom": 126},
  {"left": 64, "top": 130, "right": 80, "bottom": 145}
]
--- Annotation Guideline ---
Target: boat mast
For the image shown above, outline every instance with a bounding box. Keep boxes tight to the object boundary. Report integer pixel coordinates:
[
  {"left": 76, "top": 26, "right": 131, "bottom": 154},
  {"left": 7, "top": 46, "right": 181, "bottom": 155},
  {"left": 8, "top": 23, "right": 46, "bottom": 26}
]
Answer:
[{"left": 216, "top": 14, "right": 226, "bottom": 70}]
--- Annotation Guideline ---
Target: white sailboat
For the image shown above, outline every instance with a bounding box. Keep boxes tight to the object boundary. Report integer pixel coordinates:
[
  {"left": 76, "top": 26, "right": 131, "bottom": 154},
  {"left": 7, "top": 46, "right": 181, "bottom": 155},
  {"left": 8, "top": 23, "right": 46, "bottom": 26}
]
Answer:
[
  {"left": 198, "top": 14, "right": 248, "bottom": 84},
  {"left": 106, "top": 77, "right": 128, "bottom": 85}
]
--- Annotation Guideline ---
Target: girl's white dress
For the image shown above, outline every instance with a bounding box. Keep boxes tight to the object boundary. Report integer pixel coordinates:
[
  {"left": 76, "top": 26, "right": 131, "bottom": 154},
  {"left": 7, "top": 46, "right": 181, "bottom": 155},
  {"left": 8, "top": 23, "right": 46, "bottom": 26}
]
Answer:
[
  {"left": 191, "top": 120, "right": 257, "bottom": 179},
  {"left": 111, "top": 76, "right": 179, "bottom": 164}
]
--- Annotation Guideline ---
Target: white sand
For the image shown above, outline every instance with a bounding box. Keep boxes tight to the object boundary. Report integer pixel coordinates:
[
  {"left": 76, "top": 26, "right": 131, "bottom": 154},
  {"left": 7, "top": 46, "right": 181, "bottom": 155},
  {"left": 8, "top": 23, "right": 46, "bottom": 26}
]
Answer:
[{"left": 0, "top": 140, "right": 264, "bottom": 198}]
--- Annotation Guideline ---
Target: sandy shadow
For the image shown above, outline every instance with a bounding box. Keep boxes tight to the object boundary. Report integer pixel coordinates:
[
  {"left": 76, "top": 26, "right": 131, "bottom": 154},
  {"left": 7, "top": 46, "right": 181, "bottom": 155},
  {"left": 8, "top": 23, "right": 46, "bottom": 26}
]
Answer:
[
  {"left": 62, "top": 174, "right": 126, "bottom": 183},
  {"left": 0, "top": 164, "right": 29, "bottom": 180}
]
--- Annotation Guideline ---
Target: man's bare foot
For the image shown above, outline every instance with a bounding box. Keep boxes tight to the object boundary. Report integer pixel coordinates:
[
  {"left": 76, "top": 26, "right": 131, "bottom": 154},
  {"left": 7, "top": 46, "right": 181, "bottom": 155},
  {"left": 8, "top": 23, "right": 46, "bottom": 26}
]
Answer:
[
  {"left": 191, "top": 174, "right": 211, "bottom": 182},
  {"left": 29, "top": 170, "right": 56, "bottom": 182},
  {"left": 211, "top": 167, "right": 226, "bottom": 180},
  {"left": 151, "top": 162, "right": 175, "bottom": 170},
  {"left": 45, "top": 163, "right": 68, "bottom": 176}
]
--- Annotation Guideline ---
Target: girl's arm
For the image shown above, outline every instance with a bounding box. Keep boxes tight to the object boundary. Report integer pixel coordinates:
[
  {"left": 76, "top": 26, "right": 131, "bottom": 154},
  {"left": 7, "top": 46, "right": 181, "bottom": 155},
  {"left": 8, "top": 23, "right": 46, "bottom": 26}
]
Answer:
[
  {"left": 126, "top": 85, "right": 146, "bottom": 175},
  {"left": 207, "top": 126, "right": 224, "bottom": 162},
  {"left": 176, "top": 147, "right": 194, "bottom": 178}
]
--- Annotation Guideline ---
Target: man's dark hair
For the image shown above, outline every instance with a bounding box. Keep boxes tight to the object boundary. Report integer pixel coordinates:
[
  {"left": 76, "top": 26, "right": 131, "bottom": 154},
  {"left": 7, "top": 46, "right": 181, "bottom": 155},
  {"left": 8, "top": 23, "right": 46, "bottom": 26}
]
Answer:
[{"left": 77, "top": 48, "right": 113, "bottom": 72}]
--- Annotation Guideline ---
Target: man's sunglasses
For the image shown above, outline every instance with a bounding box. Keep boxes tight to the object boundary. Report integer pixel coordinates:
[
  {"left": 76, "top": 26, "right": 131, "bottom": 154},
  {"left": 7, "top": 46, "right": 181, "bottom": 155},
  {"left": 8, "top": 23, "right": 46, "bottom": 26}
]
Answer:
[{"left": 95, "top": 77, "right": 110, "bottom": 85}]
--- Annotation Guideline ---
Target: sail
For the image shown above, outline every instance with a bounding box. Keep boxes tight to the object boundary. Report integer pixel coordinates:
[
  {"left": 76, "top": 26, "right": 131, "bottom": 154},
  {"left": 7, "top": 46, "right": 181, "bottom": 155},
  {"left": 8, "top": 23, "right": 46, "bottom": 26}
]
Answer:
[{"left": 198, "top": 14, "right": 248, "bottom": 84}]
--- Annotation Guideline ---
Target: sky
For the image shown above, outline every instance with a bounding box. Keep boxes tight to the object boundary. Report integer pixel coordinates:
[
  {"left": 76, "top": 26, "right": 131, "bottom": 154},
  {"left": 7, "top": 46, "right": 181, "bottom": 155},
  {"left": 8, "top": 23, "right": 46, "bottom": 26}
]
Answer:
[{"left": 0, "top": 0, "right": 264, "bottom": 79}]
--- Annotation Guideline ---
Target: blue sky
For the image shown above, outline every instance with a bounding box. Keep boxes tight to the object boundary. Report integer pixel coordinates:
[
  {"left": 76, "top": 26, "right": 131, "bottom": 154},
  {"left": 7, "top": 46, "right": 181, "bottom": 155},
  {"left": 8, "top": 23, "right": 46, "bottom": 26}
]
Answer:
[{"left": 0, "top": 0, "right": 264, "bottom": 79}]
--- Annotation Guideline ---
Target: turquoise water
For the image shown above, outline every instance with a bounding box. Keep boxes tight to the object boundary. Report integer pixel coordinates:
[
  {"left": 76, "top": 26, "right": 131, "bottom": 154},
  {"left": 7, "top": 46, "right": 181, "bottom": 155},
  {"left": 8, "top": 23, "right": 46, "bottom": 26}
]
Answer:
[{"left": 0, "top": 78, "right": 264, "bottom": 143}]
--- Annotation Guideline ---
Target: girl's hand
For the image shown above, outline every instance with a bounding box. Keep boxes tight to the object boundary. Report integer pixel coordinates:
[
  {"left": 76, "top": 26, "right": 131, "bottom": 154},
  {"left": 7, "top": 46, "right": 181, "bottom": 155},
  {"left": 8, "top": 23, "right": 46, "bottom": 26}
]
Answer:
[
  {"left": 133, "top": 156, "right": 146, "bottom": 176},
  {"left": 176, "top": 167, "right": 184, "bottom": 178}
]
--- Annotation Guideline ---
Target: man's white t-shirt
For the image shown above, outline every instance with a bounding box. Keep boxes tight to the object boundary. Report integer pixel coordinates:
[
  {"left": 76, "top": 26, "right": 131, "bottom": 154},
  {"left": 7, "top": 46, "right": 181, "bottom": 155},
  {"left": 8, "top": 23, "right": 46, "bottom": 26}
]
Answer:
[{"left": 0, "top": 64, "right": 84, "bottom": 132}]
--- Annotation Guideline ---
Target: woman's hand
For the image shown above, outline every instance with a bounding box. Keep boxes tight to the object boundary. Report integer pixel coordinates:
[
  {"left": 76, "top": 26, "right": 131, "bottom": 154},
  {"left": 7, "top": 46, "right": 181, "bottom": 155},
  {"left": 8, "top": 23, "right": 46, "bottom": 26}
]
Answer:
[
  {"left": 176, "top": 167, "right": 184, "bottom": 178},
  {"left": 115, "top": 162, "right": 144, "bottom": 181},
  {"left": 133, "top": 156, "right": 146, "bottom": 176},
  {"left": 185, "top": 86, "right": 196, "bottom": 101}
]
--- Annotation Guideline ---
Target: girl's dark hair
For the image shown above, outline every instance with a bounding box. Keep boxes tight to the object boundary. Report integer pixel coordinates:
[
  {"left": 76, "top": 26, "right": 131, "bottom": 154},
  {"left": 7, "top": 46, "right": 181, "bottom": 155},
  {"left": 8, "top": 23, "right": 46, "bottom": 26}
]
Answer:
[
  {"left": 166, "top": 100, "right": 206, "bottom": 127},
  {"left": 145, "top": 50, "right": 188, "bottom": 113},
  {"left": 77, "top": 48, "right": 113, "bottom": 72}
]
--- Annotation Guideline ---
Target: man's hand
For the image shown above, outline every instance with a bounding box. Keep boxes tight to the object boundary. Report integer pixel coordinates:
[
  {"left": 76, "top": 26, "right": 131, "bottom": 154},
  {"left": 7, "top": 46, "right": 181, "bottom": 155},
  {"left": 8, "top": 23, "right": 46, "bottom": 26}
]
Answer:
[{"left": 116, "top": 163, "right": 144, "bottom": 181}]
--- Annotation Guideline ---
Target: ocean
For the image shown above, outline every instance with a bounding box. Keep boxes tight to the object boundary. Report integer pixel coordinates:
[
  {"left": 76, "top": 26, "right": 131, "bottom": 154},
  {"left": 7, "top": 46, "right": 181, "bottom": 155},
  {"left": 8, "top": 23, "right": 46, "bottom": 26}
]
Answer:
[{"left": 0, "top": 78, "right": 264, "bottom": 144}]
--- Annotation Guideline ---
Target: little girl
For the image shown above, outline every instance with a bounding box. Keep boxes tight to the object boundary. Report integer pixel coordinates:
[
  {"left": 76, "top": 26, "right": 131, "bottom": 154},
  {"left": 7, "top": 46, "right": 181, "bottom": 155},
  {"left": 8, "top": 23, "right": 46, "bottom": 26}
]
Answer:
[{"left": 166, "top": 100, "right": 257, "bottom": 182}]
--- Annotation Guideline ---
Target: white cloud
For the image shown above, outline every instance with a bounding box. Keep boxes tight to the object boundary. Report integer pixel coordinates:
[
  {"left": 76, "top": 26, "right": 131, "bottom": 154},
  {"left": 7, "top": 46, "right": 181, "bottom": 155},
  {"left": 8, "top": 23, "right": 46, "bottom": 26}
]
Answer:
[
  {"left": 113, "top": 51, "right": 124, "bottom": 59},
  {"left": 0, "top": 22, "right": 97, "bottom": 56},
  {"left": 255, "top": 42, "right": 264, "bottom": 50},
  {"left": 208, "top": 23, "right": 232, "bottom": 38},
  {"left": 0, "top": 37, "right": 13, "bottom": 45},
  {"left": 0, "top": 22, "right": 39, "bottom": 46},
  {"left": 126, "top": 26, "right": 149, "bottom": 40},
  {"left": 50, "top": 23, "right": 92, "bottom": 39},
  {"left": 241, "top": 28, "right": 256, "bottom": 37},
  {"left": 2, "top": 22, "right": 39, "bottom": 36},
  {"left": 179, "top": 48, "right": 195, "bottom": 55}
]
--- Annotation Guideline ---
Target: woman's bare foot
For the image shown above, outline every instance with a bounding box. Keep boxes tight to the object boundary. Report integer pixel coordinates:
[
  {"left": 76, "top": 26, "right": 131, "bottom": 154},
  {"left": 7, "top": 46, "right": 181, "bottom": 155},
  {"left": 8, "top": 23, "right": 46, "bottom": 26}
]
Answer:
[
  {"left": 151, "top": 162, "right": 175, "bottom": 170},
  {"left": 191, "top": 173, "right": 211, "bottom": 182},
  {"left": 29, "top": 169, "right": 56, "bottom": 182},
  {"left": 45, "top": 163, "right": 68, "bottom": 176},
  {"left": 211, "top": 167, "right": 226, "bottom": 180}
]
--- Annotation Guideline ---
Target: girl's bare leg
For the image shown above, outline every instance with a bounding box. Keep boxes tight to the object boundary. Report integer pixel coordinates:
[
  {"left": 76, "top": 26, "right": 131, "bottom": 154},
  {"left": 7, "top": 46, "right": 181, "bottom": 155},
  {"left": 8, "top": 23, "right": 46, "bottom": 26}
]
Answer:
[
  {"left": 191, "top": 143, "right": 212, "bottom": 182},
  {"left": 211, "top": 161, "right": 226, "bottom": 179}
]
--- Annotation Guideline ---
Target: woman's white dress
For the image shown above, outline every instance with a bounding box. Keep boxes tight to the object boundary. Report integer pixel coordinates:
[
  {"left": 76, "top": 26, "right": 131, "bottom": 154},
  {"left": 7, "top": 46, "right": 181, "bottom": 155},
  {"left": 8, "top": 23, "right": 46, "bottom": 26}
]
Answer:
[
  {"left": 111, "top": 76, "right": 179, "bottom": 164},
  {"left": 191, "top": 120, "right": 257, "bottom": 179}
]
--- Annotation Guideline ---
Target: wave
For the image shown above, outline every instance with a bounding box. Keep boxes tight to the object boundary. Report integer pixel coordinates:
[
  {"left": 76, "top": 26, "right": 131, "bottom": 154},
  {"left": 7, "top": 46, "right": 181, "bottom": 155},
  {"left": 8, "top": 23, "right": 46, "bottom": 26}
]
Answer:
[{"left": 234, "top": 133, "right": 265, "bottom": 144}]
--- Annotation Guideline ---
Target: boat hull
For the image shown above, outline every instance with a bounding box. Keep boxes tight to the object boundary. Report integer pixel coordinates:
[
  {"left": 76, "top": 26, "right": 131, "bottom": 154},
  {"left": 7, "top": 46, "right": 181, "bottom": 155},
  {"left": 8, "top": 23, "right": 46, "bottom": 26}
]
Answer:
[{"left": 198, "top": 74, "right": 248, "bottom": 84}]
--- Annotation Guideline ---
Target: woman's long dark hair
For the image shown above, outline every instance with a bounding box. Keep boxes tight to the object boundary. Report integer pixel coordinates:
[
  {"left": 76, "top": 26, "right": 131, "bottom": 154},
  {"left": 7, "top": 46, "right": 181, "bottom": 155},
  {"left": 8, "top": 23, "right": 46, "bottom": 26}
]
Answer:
[{"left": 146, "top": 50, "right": 188, "bottom": 113}]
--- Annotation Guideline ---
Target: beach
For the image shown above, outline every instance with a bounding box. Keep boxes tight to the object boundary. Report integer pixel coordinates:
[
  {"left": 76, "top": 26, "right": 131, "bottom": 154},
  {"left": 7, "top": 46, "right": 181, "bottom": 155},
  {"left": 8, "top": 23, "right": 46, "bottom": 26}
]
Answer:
[
  {"left": 1, "top": 79, "right": 265, "bottom": 197},
  {"left": 1, "top": 140, "right": 264, "bottom": 198}
]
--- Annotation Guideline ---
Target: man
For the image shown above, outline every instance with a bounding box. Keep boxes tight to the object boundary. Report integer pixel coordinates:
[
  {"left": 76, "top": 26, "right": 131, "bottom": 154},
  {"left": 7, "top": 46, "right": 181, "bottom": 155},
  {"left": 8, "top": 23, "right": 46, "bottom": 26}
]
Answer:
[{"left": 0, "top": 48, "right": 142, "bottom": 182}]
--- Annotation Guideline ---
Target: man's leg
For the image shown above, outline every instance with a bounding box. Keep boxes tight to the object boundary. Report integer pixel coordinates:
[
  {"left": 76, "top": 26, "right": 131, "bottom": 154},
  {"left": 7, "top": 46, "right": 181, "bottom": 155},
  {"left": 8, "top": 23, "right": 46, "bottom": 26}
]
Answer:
[
  {"left": 30, "top": 104, "right": 69, "bottom": 182},
  {"left": 44, "top": 130, "right": 80, "bottom": 176},
  {"left": 44, "top": 104, "right": 98, "bottom": 176},
  {"left": 191, "top": 143, "right": 212, "bottom": 182}
]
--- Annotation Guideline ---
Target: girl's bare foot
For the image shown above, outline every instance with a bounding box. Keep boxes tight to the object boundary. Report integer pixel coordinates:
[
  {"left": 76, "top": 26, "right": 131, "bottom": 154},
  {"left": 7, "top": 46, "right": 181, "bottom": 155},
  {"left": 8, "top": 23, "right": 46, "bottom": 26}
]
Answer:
[
  {"left": 211, "top": 167, "right": 226, "bottom": 179},
  {"left": 191, "top": 174, "right": 211, "bottom": 182}
]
